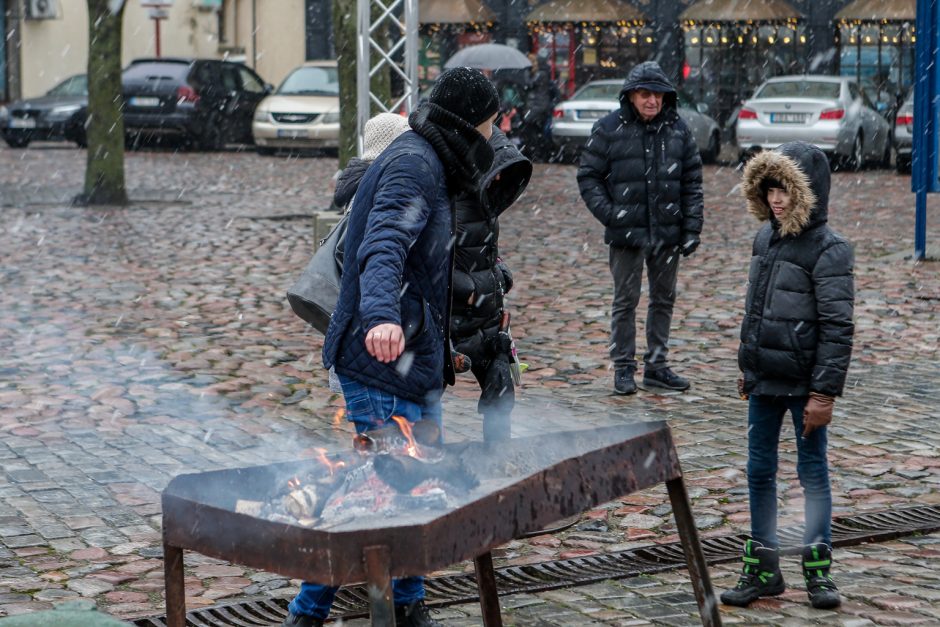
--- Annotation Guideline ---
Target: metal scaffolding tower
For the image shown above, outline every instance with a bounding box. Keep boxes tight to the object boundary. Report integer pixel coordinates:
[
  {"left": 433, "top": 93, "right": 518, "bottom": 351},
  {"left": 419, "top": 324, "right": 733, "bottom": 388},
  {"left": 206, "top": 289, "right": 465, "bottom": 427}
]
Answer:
[{"left": 356, "top": 0, "right": 419, "bottom": 155}]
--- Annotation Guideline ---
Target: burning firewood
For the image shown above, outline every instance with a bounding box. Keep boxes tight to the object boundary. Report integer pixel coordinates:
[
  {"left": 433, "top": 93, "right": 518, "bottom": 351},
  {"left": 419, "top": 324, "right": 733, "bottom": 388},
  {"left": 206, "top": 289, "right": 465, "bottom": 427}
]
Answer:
[
  {"left": 353, "top": 419, "right": 442, "bottom": 453},
  {"left": 284, "top": 485, "right": 320, "bottom": 520},
  {"left": 372, "top": 452, "right": 479, "bottom": 494},
  {"left": 234, "top": 499, "right": 263, "bottom": 517}
]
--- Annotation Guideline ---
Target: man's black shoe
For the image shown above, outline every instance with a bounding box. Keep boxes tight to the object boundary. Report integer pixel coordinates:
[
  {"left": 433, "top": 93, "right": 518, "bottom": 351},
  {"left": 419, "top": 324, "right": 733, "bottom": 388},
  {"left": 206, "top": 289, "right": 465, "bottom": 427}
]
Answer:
[
  {"left": 281, "top": 612, "right": 324, "bottom": 627},
  {"left": 614, "top": 368, "right": 637, "bottom": 395},
  {"left": 395, "top": 600, "right": 442, "bottom": 627},
  {"left": 643, "top": 367, "right": 690, "bottom": 391}
]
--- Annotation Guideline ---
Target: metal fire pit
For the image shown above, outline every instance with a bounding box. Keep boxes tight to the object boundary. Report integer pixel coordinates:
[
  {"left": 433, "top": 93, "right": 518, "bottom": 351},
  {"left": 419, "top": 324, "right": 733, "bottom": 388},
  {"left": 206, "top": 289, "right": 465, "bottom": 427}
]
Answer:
[{"left": 161, "top": 421, "right": 720, "bottom": 626}]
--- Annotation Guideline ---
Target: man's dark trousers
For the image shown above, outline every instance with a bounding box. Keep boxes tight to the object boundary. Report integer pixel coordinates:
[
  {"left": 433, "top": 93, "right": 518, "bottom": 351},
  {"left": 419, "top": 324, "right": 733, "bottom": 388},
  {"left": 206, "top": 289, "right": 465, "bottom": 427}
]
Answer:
[{"left": 608, "top": 244, "right": 679, "bottom": 371}]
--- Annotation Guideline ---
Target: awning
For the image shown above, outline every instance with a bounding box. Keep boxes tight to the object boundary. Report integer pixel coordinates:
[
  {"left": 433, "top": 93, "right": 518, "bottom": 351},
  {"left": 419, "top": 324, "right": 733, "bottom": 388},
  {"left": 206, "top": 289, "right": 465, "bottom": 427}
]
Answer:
[
  {"left": 835, "top": 0, "right": 914, "bottom": 21},
  {"left": 680, "top": 0, "right": 802, "bottom": 22},
  {"left": 419, "top": 0, "right": 496, "bottom": 24},
  {"left": 526, "top": 0, "right": 646, "bottom": 23}
]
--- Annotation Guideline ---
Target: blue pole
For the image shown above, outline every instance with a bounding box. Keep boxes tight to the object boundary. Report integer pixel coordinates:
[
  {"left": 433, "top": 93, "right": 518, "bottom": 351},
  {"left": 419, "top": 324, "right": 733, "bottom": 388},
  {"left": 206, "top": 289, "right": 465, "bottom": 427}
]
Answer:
[{"left": 912, "top": 0, "right": 936, "bottom": 260}]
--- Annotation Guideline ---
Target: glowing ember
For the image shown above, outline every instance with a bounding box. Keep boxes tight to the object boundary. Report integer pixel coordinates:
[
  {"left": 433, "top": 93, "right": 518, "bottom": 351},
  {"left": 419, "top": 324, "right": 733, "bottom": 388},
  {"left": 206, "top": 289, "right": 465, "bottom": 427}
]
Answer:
[
  {"left": 391, "top": 415, "right": 419, "bottom": 457},
  {"left": 287, "top": 477, "right": 301, "bottom": 490},
  {"left": 332, "top": 407, "right": 346, "bottom": 428}
]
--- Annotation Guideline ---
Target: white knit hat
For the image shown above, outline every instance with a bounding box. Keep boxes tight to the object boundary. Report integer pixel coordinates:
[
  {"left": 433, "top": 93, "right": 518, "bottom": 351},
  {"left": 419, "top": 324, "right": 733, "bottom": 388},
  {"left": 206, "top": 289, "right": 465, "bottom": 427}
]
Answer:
[{"left": 361, "top": 112, "right": 411, "bottom": 161}]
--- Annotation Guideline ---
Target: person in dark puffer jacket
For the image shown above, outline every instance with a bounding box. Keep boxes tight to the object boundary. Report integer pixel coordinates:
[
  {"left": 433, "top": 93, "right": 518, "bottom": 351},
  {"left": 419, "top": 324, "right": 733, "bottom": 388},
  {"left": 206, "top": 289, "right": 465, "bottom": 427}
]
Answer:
[
  {"left": 721, "top": 141, "right": 854, "bottom": 612},
  {"left": 451, "top": 127, "right": 532, "bottom": 442},
  {"left": 283, "top": 68, "right": 499, "bottom": 627},
  {"left": 577, "top": 61, "right": 703, "bottom": 395}
]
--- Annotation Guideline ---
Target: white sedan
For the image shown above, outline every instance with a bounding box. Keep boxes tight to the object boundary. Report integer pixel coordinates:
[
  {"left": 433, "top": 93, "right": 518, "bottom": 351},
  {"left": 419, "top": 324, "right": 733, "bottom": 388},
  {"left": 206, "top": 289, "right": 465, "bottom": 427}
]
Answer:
[
  {"left": 252, "top": 61, "right": 340, "bottom": 155},
  {"left": 735, "top": 75, "right": 892, "bottom": 170}
]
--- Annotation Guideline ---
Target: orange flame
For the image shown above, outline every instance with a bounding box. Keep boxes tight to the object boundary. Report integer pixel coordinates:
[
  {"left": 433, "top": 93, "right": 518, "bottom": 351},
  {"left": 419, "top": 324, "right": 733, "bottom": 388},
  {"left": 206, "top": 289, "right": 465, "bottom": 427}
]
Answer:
[
  {"left": 390, "top": 415, "right": 419, "bottom": 457},
  {"left": 314, "top": 447, "right": 346, "bottom": 476},
  {"left": 287, "top": 477, "right": 301, "bottom": 490},
  {"left": 332, "top": 407, "right": 346, "bottom": 428}
]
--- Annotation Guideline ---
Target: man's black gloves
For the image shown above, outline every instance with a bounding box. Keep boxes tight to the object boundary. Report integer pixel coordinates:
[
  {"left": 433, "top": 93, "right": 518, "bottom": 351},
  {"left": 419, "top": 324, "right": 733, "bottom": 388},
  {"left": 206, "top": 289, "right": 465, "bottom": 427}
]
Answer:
[{"left": 680, "top": 236, "right": 700, "bottom": 257}]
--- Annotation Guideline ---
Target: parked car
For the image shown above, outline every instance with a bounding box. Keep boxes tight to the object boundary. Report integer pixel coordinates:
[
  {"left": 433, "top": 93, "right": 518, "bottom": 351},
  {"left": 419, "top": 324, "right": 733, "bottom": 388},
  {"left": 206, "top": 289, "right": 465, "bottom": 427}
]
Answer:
[
  {"left": 549, "top": 79, "right": 722, "bottom": 163},
  {"left": 0, "top": 74, "right": 87, "bottom": 148},
  {"left": 252, "top": 61, "right": 339, "bottom": 155},
  {"left": 122, "top": 58, "right": 270, "bottom": 150},
  {"left": 735, "top": 75, "right": 892, "bottom": 170},
  {"left": 893, "top": 90, "right": 913, "bottom": 173}
]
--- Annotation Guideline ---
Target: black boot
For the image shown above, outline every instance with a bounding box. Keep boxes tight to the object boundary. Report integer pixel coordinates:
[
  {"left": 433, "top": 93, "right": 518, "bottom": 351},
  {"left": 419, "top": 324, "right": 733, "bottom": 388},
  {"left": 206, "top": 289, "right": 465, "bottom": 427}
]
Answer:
[
  {"left": 281, "top": 612, "right": 324, "bottom": 627},
  {"left": 395, "top": 599, "right": 441, "bottom": 627},
  {"left": 802, "top": 543, "right": 841, "bottom": 609},
  {"left": 720, "top": 539, "right": 786, "bottom": 607}
]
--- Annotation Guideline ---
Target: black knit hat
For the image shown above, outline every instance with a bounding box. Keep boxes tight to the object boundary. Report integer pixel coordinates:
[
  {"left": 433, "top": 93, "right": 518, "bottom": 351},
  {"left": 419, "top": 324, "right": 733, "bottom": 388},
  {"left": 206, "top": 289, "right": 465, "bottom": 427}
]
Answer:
[{"left": 429, "top": 67, "right": 500, "bottom": 127}]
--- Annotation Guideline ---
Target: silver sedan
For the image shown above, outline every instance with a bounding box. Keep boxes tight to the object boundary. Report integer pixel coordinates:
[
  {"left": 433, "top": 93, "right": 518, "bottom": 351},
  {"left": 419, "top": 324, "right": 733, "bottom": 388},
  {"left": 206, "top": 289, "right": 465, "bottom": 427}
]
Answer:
[
  {"left": 893, "top": 90, "right": 913, "bottom": 173},
  {"left": 736, "top": 75, "right": 892, "bottom": 170},
  {"left": 549, "top": 79, "right": 722, "bottom": 163}
]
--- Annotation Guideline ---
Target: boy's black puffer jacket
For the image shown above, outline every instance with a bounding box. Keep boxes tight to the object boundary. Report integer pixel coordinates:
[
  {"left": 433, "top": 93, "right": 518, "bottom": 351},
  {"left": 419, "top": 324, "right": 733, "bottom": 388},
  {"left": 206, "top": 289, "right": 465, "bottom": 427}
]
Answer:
[
  {"left": 451, "top": 128, "right": 532, "bottom": 360},
  {"left": 738, "top": 141, "right": 855, "bottom": 398}
]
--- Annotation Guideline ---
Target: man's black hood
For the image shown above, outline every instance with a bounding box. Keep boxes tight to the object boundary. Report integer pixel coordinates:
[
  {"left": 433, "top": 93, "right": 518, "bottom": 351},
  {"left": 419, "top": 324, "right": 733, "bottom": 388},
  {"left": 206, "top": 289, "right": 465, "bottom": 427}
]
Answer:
[
  {"left": 619, "top": 61, "right": 677, "bottom": 120},
  {"left": 478, "top": 127, "right": 532, "bottom": 216}
]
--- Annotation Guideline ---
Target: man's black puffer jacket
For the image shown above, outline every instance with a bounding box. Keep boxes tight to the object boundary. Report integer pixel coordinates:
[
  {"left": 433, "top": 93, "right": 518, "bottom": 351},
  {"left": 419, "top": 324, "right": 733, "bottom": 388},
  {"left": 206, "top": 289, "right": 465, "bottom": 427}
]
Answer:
[
  {"left": 451, "top": 128, "right": 532, "bottom": 360},
  {"left": 738, "top": 142, "right": 855, "bottom": 398},
  {"left": 577, "top": 61, "right": 704, "bottom": 250}
]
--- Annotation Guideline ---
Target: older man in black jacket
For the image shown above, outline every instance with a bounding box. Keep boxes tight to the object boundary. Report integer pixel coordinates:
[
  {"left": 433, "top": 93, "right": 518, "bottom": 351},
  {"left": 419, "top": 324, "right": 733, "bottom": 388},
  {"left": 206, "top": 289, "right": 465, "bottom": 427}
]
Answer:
[{"left": 577, "top": 61, "right": 704, "bottom": 395}]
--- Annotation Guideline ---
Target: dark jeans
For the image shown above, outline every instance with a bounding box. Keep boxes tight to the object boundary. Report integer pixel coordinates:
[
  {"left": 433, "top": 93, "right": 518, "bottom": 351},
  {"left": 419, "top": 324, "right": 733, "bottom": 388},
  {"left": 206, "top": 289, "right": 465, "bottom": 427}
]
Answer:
[
  {"left": 287, "top": 374, "right": 442, "bottom": 620},
  {"left": 747, "top": 395, "right": 832, "bottom": 548},
  {"left": 608, "top": 244, "right": 680, "bottom": 371}
]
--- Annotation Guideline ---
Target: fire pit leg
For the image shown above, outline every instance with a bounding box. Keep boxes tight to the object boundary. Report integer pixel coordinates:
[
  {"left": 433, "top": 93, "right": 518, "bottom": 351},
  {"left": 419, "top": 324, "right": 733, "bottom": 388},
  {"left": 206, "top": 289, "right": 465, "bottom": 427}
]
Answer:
[
  {"left": 666, "top": 477, "right": 722, "bottom": 627},
  {"left": 163, "top": 541, "right": 186, "bottom": 627},
  {"left": 363, "top": 545, "right": 395, "bottom": 626},
  {"left": 473, "top": 551, "right": 503, "bottom": 626}
]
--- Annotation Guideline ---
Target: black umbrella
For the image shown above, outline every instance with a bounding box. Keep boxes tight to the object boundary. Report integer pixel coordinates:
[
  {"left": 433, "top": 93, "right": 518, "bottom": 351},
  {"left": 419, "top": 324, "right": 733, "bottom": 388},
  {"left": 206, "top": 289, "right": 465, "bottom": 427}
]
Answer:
[{"left": 444, "top": 44, "right": 532, "bottom": 72}]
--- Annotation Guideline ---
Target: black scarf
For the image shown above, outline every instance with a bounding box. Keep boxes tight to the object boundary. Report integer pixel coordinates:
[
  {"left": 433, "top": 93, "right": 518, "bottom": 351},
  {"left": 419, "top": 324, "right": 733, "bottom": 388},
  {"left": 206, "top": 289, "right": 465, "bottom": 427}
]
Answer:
[{"left": 408, "top": 103, "right": 495, "bottom": 194}]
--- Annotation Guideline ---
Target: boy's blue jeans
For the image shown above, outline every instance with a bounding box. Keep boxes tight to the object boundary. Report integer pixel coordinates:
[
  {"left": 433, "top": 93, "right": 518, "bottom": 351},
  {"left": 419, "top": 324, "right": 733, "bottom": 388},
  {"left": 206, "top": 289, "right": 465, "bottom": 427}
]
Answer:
[
  {"left": 747, "top": 395, "right": 832, "bottom": 548},
  {"left": 287, "top": 374, "right": 442, "bottom": 620}
]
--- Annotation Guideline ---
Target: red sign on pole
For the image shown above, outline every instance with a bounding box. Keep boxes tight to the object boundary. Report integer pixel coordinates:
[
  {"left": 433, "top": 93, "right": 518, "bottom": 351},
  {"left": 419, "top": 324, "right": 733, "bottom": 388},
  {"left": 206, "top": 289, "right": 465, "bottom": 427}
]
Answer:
[{"left": 140, "top": 0, "right": 172, "bottom": 58}]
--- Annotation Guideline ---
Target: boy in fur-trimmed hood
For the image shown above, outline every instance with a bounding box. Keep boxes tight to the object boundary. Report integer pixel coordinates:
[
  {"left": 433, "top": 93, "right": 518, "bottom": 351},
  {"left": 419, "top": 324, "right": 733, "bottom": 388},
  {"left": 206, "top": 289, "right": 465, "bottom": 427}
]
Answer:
[{"left": 721, "top": 142, "right": 854, "bottom": 611}]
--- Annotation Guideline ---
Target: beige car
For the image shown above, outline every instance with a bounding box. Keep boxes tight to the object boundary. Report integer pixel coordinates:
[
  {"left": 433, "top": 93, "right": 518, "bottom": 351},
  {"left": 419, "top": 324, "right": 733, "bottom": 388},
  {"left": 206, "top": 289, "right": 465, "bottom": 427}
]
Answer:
[{"left": 252, "top": 61, "right": 339, "bottom": 154}]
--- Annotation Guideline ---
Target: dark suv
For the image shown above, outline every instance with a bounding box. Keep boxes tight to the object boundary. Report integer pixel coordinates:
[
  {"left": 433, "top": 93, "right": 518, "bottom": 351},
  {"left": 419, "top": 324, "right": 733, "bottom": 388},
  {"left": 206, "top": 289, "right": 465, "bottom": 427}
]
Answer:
[{"left": 122, "top": 58, "right": 270, "bottom": 150}]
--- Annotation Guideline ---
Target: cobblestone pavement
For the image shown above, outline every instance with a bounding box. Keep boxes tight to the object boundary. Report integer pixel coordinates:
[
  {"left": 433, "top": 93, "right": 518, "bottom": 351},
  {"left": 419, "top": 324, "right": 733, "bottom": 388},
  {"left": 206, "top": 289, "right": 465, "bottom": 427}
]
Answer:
[{"left": 1, "top": 143, "right": 939, "bottom": 625}]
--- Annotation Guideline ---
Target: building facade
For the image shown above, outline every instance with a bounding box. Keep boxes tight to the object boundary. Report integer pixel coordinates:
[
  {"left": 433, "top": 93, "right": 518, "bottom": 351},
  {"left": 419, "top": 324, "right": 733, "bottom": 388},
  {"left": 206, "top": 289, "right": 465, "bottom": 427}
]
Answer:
[
  {"left": 2, "top": 0, "right": 307, "bottom": 101},
  {"left": 3, "top": 0, "right": 912, "bottom": 127}
]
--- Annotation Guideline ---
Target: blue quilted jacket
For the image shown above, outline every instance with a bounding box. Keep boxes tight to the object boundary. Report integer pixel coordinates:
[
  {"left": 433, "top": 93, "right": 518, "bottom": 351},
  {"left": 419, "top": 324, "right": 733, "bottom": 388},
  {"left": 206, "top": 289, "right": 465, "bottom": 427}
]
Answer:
[{"left": 322, "top": 130, "right": 454, "bottom": 402}]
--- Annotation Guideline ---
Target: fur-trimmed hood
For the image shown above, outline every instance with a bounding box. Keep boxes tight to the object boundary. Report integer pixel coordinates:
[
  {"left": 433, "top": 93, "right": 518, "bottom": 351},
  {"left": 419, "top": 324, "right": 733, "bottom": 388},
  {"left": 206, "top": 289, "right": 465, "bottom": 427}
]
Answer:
[{"left": 742, "top": 141, "right": 830, "bottom": 237}]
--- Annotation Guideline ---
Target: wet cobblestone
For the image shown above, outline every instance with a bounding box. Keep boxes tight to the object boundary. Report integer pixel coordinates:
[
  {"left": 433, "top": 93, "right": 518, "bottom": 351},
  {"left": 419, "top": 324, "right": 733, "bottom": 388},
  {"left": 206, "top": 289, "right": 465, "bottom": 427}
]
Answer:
[{"left": 1, "top": 143, "right": 939, "bottom": 624}]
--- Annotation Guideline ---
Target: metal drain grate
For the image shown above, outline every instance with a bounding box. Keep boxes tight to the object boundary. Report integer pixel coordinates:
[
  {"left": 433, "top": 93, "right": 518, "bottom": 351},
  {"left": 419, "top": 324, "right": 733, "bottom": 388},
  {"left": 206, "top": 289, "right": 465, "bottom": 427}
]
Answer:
[{"left": 133, "top": 504, "right": 940, "bottom": 626}]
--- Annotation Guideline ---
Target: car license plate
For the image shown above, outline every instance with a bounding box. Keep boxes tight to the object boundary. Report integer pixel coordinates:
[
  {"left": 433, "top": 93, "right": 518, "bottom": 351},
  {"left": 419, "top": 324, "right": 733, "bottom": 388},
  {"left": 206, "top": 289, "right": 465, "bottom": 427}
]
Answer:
[
  {"left": 277, "top": 129, "right": 308, "bottom": 138},
  {"left": 577, "top": 110, "right": 608, "bottom": 120},
  {"left": 129, "top": 96, "right": 161, "bottom": 107},
  {"left": 8, "top": 117, "right": 36, "bottom": 129},
  {"left": 770, "top": 112, "right": 807, "bottom": 124}
]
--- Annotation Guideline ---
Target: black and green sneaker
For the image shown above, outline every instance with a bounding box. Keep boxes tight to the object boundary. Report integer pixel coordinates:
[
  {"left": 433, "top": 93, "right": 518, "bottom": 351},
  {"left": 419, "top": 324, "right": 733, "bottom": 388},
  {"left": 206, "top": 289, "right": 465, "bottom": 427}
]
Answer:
[
  {"left": 720, "top": 539, "right": 786, "bottom": 607},
  {"left": 802, "top": 543, "right": 841, "bottom": 609}
]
